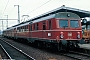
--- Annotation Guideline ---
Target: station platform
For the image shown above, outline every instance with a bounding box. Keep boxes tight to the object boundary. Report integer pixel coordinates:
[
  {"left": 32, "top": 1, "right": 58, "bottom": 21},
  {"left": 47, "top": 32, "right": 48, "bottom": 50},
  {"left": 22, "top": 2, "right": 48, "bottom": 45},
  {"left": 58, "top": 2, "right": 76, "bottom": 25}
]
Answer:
[{"left": 78, "top": 44, "right": 90, "bottom": 50}]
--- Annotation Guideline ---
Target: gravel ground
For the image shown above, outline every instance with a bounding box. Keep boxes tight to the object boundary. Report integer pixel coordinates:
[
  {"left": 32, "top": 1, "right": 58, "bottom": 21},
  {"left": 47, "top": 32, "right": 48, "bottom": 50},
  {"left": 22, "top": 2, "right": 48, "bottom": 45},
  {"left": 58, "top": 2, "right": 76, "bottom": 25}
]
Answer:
[{"left": 1, "top": 38, "right": 76, "bottom": 60}]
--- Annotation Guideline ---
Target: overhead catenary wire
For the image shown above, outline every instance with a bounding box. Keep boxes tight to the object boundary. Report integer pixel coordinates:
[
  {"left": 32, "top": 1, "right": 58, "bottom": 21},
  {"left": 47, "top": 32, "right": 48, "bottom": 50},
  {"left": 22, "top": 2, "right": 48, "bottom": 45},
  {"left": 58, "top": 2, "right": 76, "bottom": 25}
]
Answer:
[
  {"left": 8, "top": 0, "right": 24, "bottom": 16},
  {"left": 27, "top": 0, "right": 51, "bottom": 14},
  {"left": 20, "top": 0, "right": 34, "bottom": 13},
  {"left": 1, "top": 0, "right": 9, "bottom": 31},
  {"left": 18, "top": 0, "right": 24, "bottom": 4},
  {"left": 2, "top": 0, "right": 9, "bottom": 18},
  {"left": 8, "top": 7, "right": 15, "bottom": 15},
  {"left": 0, "top": 0, "right": 51, "bottom": 30}
]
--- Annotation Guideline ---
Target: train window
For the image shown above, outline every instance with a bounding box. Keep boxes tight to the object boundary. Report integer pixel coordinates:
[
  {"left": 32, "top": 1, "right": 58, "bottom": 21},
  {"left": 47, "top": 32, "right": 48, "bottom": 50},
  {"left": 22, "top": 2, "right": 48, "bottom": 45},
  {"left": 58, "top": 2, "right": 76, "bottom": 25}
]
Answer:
[
  {"left": 59, "top": 20, "right": 68, "bottom": 28},
  {"left": 22, "top": 26, "right": 24, "bottom": 32},
  {"left": 49, "top": 20, "right": 51, "bottom": 29},
  {"left": 19, "top": 27, "right": 21, "bottom": 32},
  {"left": 24, "top": 26, "right": 27, "bottom": 31},
  {"left": 18, "top": 28, "right": 20, "bottom": 32},
  {"left": 20, "top": 27, "right": 22, "bottom": 32},
  {"left": 34, "top": 24, "right": 36, "bottom": 30},
  {"left": 43, "top": 22, "right": 46, "bottom": 30},
  {"left": 24, "top": 26, "right": 26, "bottom": 31},
  {"left": 26, "top": 25, "right": 28, "bottom": 31},
  {"left": 17, "top": 28, "right": 19, "bottom": 32},
  {"left": 70, "top": 20, "right": 79, "bottom": 28},
  {"left": 34, "top": 23, "right": 38, "bottom": 30},
  {"left": 21, "top": 27, "right": 23, "bottom": 32},
  {"left": 36, "top": 23, "right": 38, "bottom": 30},
  {"left": 24, "top": 25, "right": 28, "bottom": 31},
  {"left": 30, "top": 25, "right": 32, "bottom": 31}
]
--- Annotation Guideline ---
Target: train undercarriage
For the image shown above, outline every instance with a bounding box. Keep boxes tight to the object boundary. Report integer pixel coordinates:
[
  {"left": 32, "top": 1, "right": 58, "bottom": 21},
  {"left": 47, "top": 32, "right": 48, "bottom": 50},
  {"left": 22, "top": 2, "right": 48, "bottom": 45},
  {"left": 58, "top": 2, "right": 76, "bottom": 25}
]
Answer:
[
  {"left": 3, "top": 35, "right": 80, "bottom": 51},
  {"left": 27, "top": 38, "right": 80, "bottom": 51}
]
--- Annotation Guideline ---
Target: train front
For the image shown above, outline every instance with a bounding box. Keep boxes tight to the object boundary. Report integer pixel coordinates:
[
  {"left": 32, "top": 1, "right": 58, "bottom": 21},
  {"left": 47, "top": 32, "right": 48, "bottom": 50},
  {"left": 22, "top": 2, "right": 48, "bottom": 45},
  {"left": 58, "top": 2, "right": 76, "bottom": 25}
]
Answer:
[{"left": 54, "top": 12, "right": 82, "bottom": 50}]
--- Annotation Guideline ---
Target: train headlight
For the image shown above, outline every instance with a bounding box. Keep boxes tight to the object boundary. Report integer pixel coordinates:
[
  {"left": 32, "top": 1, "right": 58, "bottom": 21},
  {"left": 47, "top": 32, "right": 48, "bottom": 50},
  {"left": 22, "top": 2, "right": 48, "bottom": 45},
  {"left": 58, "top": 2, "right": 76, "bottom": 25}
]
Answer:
[
  {"left": 77, "top": 35, "right": 80, "bottom": 38},
  {"left": 60, "top": 32, "right": 64, "bottom": 39},
  {"left": 77, "top": 32, "right": 80, "bottom": 38}
]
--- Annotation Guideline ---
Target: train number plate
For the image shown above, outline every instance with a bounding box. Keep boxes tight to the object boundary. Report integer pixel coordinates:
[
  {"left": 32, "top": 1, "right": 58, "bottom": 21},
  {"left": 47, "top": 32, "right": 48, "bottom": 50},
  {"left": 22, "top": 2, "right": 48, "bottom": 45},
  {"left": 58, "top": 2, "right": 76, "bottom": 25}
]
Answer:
[{"left": 68, "top": 33, "right": 72, "bottom": 36}]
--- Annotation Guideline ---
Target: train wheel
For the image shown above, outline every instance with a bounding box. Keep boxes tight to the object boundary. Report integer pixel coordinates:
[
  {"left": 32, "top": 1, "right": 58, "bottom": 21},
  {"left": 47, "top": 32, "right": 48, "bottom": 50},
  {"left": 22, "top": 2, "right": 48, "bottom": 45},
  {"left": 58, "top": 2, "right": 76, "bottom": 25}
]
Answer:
[
  {"left": 57, "top": 43, "right": 67, "bottom": 51},
  {"left": 57, "top": 40, "right": 67, "bottom": 51},
  {"left": 36, "top": 41, "right": 43, "bottom": 48},
  {"left": 57, "top": 43, "right": 62, "bottom": 51},
  {"left": 67, "top": 42, "right": 74, "bottom": 51}
]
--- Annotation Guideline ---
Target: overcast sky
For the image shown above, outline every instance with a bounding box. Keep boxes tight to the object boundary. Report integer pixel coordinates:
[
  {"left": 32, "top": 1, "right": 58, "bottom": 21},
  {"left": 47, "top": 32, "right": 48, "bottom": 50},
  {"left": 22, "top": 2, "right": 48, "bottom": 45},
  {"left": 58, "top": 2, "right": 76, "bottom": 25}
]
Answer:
[{"left": 0, "top": 0, "right": 90, "bottom": 30}]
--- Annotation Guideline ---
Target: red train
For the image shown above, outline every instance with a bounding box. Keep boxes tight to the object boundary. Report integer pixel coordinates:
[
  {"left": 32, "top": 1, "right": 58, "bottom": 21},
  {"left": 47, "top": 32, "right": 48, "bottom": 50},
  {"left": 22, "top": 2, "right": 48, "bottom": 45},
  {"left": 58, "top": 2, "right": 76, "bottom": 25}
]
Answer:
[{"left": 3, "top": 12, "right": 82, "bottom": 51}]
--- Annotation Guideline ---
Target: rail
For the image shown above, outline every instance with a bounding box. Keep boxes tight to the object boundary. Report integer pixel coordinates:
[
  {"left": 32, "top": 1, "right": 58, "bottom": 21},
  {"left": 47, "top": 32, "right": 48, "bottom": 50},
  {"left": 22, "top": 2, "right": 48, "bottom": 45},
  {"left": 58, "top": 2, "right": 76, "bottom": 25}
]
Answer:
[{"left": 0, "top": 39, "right": 35, "bottom": 60}]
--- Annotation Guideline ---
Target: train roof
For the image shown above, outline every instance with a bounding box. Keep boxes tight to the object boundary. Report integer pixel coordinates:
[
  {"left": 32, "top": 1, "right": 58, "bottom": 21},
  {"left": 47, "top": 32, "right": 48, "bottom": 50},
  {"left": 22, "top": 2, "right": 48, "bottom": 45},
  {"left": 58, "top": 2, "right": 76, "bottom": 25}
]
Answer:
[{"left": 10, "top": 5, "right": 90, "bottom": 29}]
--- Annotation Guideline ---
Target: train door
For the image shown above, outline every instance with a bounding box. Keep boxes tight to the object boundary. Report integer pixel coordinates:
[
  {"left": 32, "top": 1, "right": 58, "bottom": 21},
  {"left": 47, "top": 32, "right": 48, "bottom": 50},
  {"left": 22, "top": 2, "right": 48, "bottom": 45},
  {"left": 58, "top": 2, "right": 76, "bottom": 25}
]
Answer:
[
  {"left": 14, "top": 27, "right": 17, "bottom": 39},
  {"left": 30, "top": 24, "right": 32, "bottom": 37},
  {"left": 42, "top": 21, "right": 46, "bottom": 38}
]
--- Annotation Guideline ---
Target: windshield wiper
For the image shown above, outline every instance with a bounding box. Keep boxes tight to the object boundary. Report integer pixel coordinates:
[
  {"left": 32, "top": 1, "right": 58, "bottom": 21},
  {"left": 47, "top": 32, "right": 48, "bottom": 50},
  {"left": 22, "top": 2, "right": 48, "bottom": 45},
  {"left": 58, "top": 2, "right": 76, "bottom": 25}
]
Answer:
[{"left": 62, "top": 25, "right": 68, "bottom": 29}]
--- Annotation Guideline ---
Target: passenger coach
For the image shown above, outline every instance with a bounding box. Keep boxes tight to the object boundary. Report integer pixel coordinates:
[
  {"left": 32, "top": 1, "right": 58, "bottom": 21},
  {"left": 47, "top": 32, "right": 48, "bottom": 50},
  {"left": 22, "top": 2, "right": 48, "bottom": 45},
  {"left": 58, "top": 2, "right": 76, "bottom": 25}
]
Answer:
[{"left": 3, "top": 12, "right": 82, "bottom": 51}]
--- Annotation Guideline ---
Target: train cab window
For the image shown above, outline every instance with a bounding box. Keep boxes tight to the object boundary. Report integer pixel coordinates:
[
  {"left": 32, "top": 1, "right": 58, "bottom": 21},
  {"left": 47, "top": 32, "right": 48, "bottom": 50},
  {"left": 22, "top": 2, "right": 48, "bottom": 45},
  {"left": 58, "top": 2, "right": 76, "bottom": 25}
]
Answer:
[
  {"left": 59, "top": 20, "right": 68, "bottom": 28},
  {"left": 49, "top": 20, "right": 51, "bottom": 29},
  {"left": 70, "top": 20, "right": 79, "bottom": 28},
  {"left": 43, "top": 22, "right": 46, "bottom": 30}
]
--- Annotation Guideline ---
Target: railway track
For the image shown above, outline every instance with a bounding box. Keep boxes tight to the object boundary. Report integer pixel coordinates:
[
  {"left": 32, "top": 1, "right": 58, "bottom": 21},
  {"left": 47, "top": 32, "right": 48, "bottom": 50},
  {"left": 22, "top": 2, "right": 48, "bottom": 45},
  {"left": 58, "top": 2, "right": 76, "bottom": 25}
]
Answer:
[
  {"left": 1, "top": 37, "right": 90, "bottom": 60},
  {"left": 0, "top": 39, "right": 35, "bottom": 60},
  {"left": 0, "top": 44, "right": 12, "bottom": 59},
  {"left": 2, "top": 36, "right": 90, "bottom": 60},
  {"left": 62, "top": 51, "right": 90, "bottom": 60},
  {"left": 0, "top": 37, "right": 76, "bottom": 60}
]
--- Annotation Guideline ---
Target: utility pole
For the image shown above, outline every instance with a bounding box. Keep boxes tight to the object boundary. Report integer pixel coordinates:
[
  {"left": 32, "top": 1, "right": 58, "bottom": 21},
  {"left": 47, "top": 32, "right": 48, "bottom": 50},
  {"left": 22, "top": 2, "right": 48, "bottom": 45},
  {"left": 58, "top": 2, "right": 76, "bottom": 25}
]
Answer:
[
  {"left": 4, "top": 15, "right": 8, "bottom": 28},
  {"left": 14, "top": 5, "right": 20, "bottom": 23}
]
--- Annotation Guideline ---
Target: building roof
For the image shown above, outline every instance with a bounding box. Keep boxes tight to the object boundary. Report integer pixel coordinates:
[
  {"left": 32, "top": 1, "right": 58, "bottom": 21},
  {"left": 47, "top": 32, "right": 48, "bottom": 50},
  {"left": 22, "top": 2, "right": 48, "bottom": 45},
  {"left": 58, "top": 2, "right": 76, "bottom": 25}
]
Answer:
[
  {"left": 14, "top": 5, "right": 90, "bottom": 27},
  {"left": 36, "top": 5, "right": 90, "bottom": 18}
]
